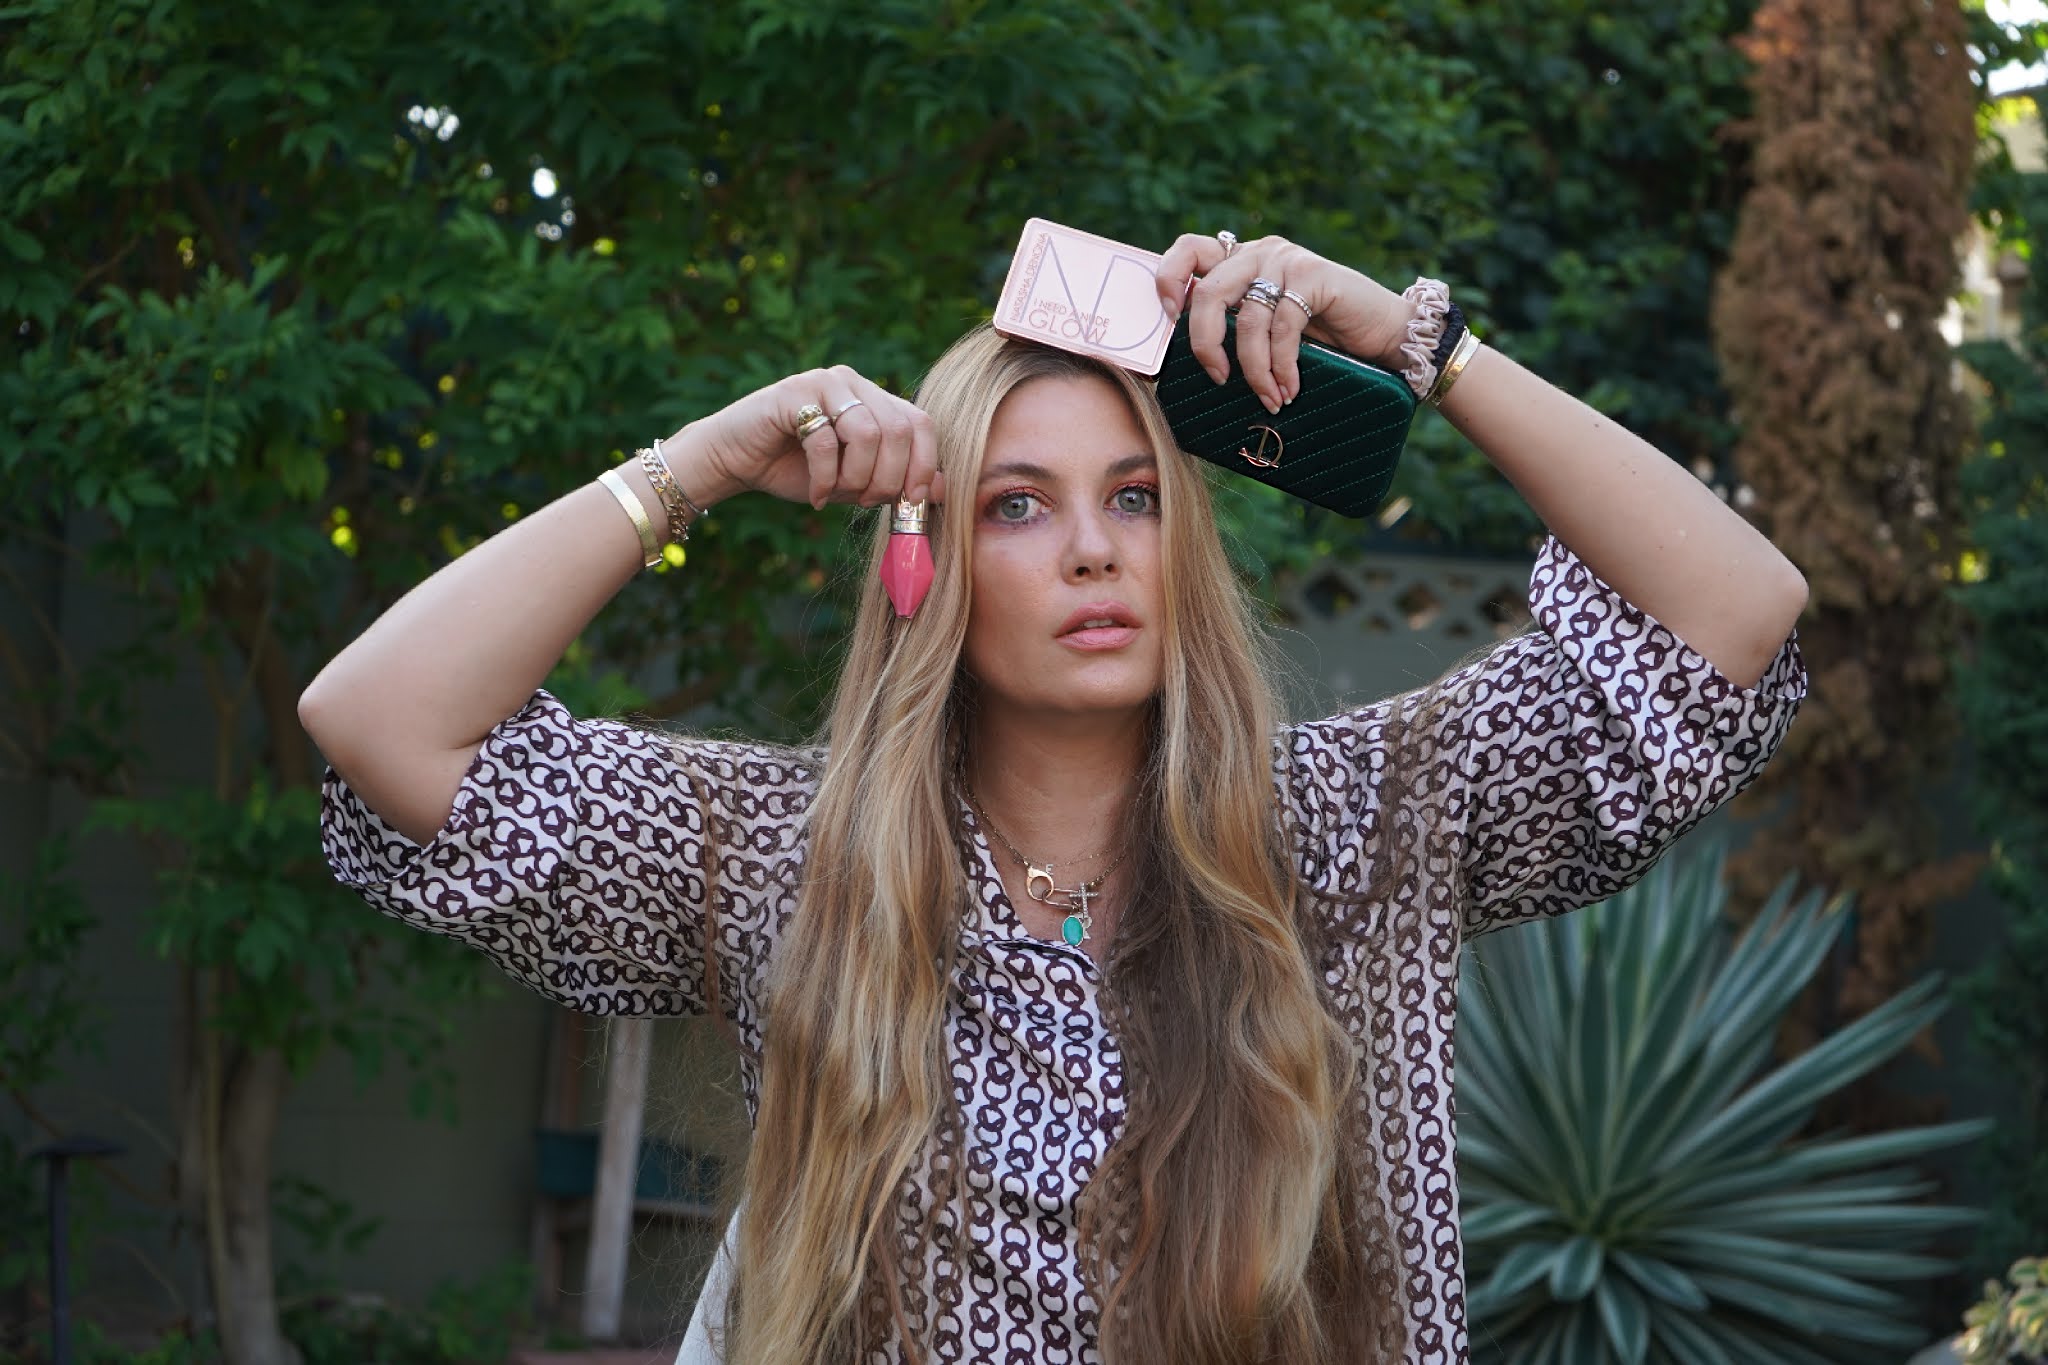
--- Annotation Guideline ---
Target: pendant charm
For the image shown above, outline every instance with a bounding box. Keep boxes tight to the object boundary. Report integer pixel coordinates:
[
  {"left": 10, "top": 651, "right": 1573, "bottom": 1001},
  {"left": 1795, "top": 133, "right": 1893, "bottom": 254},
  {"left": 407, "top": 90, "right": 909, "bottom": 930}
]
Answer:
[
  {"left": 1026, "top": 864, "right": 1058, "bottom": 903},
  {"left": 1058, "top": 879, "right": 1096, "bottom": 948}
]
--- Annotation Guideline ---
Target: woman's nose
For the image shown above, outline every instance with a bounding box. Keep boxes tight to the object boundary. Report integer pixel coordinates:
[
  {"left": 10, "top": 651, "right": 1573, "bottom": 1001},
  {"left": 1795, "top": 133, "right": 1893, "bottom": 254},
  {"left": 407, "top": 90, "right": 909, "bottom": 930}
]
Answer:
[{"left": 1064, "top": 511, "right": 1120, "bottom": 580}]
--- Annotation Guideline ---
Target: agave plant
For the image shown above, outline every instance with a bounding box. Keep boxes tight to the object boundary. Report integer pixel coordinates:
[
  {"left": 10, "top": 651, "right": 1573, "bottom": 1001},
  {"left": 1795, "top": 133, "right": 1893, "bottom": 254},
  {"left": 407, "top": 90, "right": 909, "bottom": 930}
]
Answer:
[{"left": 1458, "top": 844, "right": 1990, "bottom": 1365}]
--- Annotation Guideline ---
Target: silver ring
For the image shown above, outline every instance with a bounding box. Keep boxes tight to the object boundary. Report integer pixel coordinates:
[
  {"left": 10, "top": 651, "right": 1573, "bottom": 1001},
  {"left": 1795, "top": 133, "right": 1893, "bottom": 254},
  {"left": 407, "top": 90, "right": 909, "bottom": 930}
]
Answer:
[
  {"left": 1216, "top": 230, "right": 1239, "bottom": 259},
  {"left": 831, "top": 398, "right": 866, "bottom": 421},
  {"left": 1242, "top": 277, "right": 1282, "bottom": 309},
  {"left": 1281, "top": 288, "right": 1313, "bottom": 321}
]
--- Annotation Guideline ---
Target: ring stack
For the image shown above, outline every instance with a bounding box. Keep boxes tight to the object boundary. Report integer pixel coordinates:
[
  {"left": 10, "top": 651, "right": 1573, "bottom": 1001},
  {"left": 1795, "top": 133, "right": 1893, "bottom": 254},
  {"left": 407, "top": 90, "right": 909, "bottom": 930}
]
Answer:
[
  {"left": 1243, "top": 277, "right": 1283, "bottom": 310},
  {"left": 795, "top": 403, "right": 831, "bottom": 440}
]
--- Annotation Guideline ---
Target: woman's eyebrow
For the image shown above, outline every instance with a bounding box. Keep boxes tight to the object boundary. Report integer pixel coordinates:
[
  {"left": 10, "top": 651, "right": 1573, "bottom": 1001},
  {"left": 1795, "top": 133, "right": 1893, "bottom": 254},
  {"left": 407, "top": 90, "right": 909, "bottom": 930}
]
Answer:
[{"left": 979, "top": 452, "right": 1157, "bottom": 484}]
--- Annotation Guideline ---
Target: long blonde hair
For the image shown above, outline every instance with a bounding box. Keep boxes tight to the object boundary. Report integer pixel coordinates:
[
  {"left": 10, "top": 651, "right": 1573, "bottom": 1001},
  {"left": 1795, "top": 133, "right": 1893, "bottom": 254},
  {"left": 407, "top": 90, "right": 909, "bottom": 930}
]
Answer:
[{"left": 715, "top": 325, "right": 1409, "bottom": 1362}]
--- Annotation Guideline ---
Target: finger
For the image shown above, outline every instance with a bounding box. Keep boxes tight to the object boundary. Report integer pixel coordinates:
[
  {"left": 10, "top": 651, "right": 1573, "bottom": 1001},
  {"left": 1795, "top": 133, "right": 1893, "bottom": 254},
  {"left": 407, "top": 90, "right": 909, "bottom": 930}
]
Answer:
[
  {"left": 902, "top": 400, "right": 941, "bottom": 507},
  {"left": 1156, "top": 232, "right": 1233, "bottom": 320},
  {"left": 800, "top": 420, "right": 845, "bottom": 511},
  {"left": 1235, "top": 287, "right": 1282, "bottom": 413},
  {"left": 1268, "top": 289, "right": 1312, "bottom": 405},
  {"left": 783, "top": 373, "right": 842, "bottom": 511},
  {"left": 1184, "top": 271, "right": 1241, "bottom": 386},
  {"left": 823, "top": 367, "right": 880, "bottom": 501},
  {"left": 1184, "top": 248, "right": 1271, "bottom": 386},
  {"left": 826, "top": 392, "right": 889, "bottom": 506},
  {"left": 854, "top": 383, "right": 917, "bottom": 509},
  {"left": 800, "top": 423, "right": 841, "bottom": 511}
]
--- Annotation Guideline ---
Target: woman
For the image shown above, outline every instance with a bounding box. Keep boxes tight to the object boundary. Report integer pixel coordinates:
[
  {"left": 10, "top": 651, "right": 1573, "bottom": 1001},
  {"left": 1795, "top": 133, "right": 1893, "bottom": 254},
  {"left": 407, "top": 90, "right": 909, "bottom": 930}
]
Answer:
[{"left": 302, "top": 232, "right": 1809, "bottom": 1364}]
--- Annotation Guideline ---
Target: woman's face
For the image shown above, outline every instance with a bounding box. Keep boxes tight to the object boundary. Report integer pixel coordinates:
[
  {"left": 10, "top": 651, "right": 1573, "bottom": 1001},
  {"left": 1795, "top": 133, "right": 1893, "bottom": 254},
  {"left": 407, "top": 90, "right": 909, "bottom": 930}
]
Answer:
[{"left": 962, "top": 373, "right": 1166, "bottom": 722}]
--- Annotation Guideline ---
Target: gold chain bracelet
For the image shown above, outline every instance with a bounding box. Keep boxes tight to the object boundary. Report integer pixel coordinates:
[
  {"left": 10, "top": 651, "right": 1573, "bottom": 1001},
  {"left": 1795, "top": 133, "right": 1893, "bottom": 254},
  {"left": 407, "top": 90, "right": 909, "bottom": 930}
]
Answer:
[{"left": 639, "top": 436, "right": 706, "bottom": 544}]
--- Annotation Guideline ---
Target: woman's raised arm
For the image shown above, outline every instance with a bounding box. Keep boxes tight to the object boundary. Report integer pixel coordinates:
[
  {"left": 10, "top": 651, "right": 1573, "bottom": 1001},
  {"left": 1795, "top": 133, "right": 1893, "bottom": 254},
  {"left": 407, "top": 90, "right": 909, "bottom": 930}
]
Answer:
[
  {"left": 298, "top": 366, "right": 938, "bottom": 845},
  {"left": 1152, "top": 231, "right": 1807, "bottom": 690},
  {"left": 1433, "top": 346, "right": 1806, "bottom": 690},
  {"left": 300, "top": 455, "right": 702, "bottom": 845}
]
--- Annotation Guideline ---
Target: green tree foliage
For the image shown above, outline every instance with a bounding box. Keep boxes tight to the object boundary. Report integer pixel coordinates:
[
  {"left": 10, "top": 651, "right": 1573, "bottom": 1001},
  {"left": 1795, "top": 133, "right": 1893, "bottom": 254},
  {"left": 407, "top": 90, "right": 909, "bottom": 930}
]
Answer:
[
  {"left": 1399, "top": 0, "right": 1763, "bottom": 550},
  {"left": 0, "top": 839, "right": 105, "bottom": 1361},
  {"left": 0, "top": 1, "right": 1495, "bottom": 1358},
  {"left": 1956, "top": 101, "right": 2048, "bottom": 1277}
]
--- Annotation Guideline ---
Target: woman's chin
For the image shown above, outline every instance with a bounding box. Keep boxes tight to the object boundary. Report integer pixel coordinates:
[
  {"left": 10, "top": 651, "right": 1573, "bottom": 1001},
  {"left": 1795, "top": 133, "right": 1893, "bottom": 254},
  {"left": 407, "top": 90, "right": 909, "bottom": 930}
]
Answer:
[
  {"left": 977, "top": 668, "right": 1158, "bottom": 721},
  {"left": 1042, "top": 670, "right": 1161, "bottom": 717}
]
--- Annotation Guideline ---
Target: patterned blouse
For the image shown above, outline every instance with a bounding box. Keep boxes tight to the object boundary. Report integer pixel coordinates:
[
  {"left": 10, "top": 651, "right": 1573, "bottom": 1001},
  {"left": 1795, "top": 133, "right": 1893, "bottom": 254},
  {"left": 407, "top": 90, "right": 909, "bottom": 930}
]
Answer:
[{"left": 320, "top": 535, "right": 1807, "bottom": 1363}]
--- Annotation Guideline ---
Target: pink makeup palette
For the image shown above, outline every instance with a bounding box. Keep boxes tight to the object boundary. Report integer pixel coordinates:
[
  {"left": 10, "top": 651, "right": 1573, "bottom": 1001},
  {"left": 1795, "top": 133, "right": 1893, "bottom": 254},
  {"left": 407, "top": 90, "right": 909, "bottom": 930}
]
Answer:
[{"left": 991, "top": 218, "right": 1175, "bottom": 377}]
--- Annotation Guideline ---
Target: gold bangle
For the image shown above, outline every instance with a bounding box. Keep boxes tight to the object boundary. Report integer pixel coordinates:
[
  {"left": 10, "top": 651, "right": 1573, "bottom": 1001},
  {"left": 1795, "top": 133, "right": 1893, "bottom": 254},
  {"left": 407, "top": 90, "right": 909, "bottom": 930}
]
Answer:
[
  {"left": 1427, "top": 331, "right": 1482, "bottom": 408},
  {"left": 598, "top": 467, "right": 663, "bottom": 569}
]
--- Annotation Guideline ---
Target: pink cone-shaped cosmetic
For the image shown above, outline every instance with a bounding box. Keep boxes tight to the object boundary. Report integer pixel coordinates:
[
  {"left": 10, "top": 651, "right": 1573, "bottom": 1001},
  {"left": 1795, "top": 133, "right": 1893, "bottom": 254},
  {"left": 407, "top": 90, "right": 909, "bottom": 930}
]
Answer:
[{"left": 879, "top": 500, "right": 934, "bottom": 618}]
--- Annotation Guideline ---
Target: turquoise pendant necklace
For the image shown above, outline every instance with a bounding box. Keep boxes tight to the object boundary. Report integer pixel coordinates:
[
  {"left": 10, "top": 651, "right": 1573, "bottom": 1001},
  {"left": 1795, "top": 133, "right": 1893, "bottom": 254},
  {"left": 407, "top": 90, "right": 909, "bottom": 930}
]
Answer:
[{"left": 968, "top": 791, "right": 1127, "bottom": 949}]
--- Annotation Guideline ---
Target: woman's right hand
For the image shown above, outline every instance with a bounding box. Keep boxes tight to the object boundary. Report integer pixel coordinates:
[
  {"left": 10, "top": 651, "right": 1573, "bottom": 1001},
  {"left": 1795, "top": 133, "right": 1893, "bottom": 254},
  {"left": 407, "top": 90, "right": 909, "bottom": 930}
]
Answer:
[{"left": 668, "top": 366, "right": 946, "bottom": 512}]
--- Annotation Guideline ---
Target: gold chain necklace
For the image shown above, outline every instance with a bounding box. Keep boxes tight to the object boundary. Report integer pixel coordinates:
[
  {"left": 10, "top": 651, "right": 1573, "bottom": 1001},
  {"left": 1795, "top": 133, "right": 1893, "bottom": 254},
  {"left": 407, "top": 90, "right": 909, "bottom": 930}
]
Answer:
[{"left": 965, "top": 788, "right": 1128, "bottom": 948}]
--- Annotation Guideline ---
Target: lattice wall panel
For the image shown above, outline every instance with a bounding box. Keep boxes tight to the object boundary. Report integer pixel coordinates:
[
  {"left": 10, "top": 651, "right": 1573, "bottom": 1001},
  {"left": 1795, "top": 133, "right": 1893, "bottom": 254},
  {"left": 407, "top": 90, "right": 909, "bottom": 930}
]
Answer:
[{"left": 1273, "top": 552, "right": 1534, "bottom": 715}]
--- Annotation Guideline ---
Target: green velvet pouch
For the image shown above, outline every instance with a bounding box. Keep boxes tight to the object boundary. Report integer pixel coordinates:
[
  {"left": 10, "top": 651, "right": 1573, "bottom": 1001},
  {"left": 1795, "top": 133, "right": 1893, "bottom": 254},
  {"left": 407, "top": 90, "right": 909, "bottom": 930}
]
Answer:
[{"left": 1154, "top": 309, "right": 1415, "bottom": 519}]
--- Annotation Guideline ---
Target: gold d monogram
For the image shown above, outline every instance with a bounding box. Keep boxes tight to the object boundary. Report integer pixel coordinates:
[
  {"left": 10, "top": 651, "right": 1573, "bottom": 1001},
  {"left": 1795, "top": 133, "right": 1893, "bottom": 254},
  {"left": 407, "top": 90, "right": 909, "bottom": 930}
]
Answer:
[{"left": 1238, "top": 424, "right": 1285, "bottom": 468}]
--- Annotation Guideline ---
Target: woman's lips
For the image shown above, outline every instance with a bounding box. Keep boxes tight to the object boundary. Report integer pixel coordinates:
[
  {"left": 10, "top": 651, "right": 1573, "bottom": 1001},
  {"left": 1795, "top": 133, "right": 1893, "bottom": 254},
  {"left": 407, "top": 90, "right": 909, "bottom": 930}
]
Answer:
[{"left": 1058, "top": 626, "right": 1139, "bottom": 651}]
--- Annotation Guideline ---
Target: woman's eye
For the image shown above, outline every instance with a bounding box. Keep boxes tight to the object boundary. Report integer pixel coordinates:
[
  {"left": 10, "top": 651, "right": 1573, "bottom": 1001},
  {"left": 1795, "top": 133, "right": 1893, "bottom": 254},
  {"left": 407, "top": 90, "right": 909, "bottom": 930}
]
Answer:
[
  {"left": 1114, "top": 485, "right": 1159, "bottom": 516},
  {"left": 993, "top": 492, "right": 1041, "bottom": 522}
]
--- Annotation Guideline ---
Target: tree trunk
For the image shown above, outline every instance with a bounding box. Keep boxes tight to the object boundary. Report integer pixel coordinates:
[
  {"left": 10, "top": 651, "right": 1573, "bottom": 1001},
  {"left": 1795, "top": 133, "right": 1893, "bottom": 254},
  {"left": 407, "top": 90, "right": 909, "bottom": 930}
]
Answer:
[
  {"left": 1710, "top": 0, "right": 1982, "bottom": 1078},
  {"left": 215, "top": 1044, "right": 300, "bottom": 1365},
  {"left": 182, "top": 560, "right": 303, "bottom": 1364},
  {"left": 179, "top": 969, "right": 302, "bottom": 1365},
  {"left": 583, "top": 1018, "right": 654, "bottom": 1342}
]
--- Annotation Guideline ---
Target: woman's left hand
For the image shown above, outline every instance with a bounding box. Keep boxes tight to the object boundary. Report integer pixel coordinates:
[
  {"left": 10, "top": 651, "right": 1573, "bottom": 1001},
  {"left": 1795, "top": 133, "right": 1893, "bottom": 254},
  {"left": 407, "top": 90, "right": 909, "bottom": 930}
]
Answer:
[{"left": 1153, "top": 233, "right": 1412, "bottom": 414}]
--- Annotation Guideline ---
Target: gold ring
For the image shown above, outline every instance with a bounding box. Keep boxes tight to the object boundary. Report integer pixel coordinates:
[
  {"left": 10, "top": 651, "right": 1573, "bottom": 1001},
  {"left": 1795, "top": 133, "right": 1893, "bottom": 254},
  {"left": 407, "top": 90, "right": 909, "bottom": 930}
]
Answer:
[{"left": 795, "top": 403, "right": 831, "bottom": 440}]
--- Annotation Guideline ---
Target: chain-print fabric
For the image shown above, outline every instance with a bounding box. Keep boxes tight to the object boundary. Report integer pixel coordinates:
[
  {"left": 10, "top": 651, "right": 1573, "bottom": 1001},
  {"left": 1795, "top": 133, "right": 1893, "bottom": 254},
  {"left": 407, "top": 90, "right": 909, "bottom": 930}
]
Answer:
[{"left": 320, "top": 535, "right": 1807, "bottom": 1363}]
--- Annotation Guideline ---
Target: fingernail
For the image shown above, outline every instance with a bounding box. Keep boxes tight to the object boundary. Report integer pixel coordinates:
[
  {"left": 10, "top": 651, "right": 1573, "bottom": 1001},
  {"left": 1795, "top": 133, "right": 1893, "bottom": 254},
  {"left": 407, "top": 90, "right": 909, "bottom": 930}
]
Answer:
[
  {"left": 1210, "top": 366, "right": 1227, "bottom": 385},
  {"left": 1164, "top": 296, "right": 1181, "bottom": 323},
  {"left": 1263, "top": 393, "right": 1281, "bottom": 414}
]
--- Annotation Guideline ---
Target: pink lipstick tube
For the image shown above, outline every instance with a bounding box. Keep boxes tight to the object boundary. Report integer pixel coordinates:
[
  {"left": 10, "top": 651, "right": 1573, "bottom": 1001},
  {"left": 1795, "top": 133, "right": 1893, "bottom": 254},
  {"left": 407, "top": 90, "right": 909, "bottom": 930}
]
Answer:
[{"left": 879, "top": 499, "right": 935, "bottom": 618}]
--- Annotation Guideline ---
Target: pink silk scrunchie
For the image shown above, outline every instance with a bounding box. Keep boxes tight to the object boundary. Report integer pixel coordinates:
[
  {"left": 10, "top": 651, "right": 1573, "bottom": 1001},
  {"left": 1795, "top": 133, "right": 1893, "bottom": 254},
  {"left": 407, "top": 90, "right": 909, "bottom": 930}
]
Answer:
[{"left": 1397, "top": 277, "right": 1453, "bottom": 400}]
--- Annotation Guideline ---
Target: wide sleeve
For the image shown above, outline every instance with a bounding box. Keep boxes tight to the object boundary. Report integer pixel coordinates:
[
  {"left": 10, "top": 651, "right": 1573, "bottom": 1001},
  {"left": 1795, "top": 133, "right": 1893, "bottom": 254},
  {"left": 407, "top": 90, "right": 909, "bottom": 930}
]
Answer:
[
  {"left": 1447, "top": 535, "right": 1806, "bottom": 938},
  {"left": 319, "top": 688, "right": 817, "bottom": 1022},
  {"left": 1278, "top": 535, "right": 1806, "bottom": 946}
]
